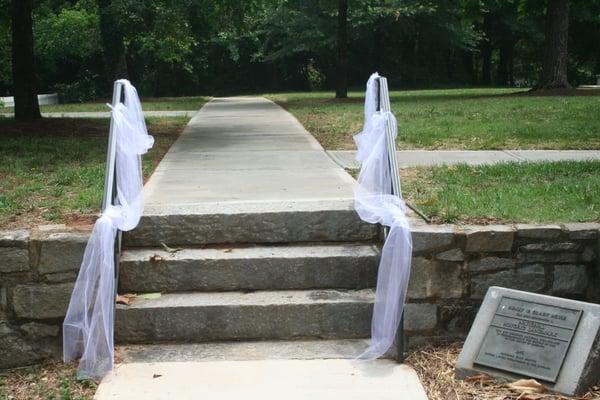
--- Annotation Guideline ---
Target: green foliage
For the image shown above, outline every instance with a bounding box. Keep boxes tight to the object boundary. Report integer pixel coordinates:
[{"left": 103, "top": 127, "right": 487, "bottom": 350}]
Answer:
[
  {"left": 34, "top": 0, "right": 102, "bottom": 69},
  {"left": 2, "top": 0, "right": 599, "bottom": 96},
  {"left": 305, "top": 60, "right": 326, "bottom": 91},
  {"left": 54, "top": 71, "right": 99, "bottom": 103}
]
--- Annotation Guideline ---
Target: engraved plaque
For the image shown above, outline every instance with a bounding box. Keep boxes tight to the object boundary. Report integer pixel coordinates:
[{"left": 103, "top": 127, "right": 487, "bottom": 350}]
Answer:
[{"left": 474, "top": 296, "right": 582, "bottom": 382}]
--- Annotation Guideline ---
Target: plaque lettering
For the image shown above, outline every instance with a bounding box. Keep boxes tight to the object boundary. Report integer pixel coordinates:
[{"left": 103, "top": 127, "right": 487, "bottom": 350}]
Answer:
[{"left": 474, "top": 297, "right": 582, "bottom": 382}]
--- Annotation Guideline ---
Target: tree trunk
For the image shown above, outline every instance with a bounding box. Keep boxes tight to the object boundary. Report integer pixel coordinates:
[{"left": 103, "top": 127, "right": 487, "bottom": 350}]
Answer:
[
  {"left": 496, "top": 41, "right": 515, "bottom": 86},
  {"left": 335, "top": 0, "right": 348, "bottom": 99},
  {"left": 98, "top": 0, "right": 128, "bottom": 86},
  {"left": 538, "top": 0, "right": 570, "bottom": 89},
  {"left": 11, "top": 0, "right": 41, "bottom": 121},
  {"left": 480, "top": 14, "right": 493, "bottom": 86},
  {"left": 462, "top": 51, "right": 477, "bottom": 85}
]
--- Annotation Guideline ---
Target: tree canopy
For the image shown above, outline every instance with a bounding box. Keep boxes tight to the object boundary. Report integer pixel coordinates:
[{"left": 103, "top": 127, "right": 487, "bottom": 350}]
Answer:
[{"left": 1, "top": 0, "right": 599, "bottom": 100}]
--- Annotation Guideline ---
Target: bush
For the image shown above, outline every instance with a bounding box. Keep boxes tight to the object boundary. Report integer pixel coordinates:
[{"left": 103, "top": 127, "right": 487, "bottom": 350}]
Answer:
[
  {"left": 305, "top": 60, "right": 325, "bottom": 91},
  {"left": 54, "top": 72, "right": 98, "bottom": 103}
]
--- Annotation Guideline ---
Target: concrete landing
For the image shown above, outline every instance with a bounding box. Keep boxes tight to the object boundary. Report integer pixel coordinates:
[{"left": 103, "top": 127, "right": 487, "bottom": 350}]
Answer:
[
  {"left": 95, "top": 359, "right": 428, "bottom": 400},
  {"left": 143, "top": 97, "right": 356, "bottom": 206}
]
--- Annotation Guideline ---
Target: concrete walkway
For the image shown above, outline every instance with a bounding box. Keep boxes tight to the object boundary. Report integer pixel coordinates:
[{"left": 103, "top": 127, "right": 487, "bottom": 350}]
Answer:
[
  {"left": 143, "top": 97, "right": 358, "bottom": 206},
  {"left": 99, "top": 97, "right": 427, "bottom": 398},
  {"left": 96, "top": 359, "right": 427, "bottom": 400},
  {"left": 329, "top": 149, "right": 600, "bottom": 169},
  {"left": 0, "top": 110, "right": 196, "bottom": 119}
]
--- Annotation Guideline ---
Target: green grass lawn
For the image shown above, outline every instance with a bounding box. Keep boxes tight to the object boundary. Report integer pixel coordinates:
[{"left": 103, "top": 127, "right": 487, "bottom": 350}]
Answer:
[
  {"left": 400, "top": 161, "right": 600, "bottom": 224},
  {"left": 2, "top": 96, "right": 210, "bottom": 113},
  {"left": 268, "top": 88, "right": 600, "bottom": 150},
  {"left": 0, "top": 116, "right": 187, "bottom": 229}
]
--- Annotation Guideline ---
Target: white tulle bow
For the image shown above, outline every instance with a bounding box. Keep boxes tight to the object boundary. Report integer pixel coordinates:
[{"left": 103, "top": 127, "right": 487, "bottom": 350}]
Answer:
[
  {"left": 63, "top": 80, "right": 154, "bottom": 379},
  {"left": 354, "top": 73, "right": 412, "bottom": 359}
]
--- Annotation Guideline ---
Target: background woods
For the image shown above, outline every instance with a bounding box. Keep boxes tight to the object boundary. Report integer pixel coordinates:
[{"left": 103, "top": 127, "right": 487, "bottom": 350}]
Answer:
[{"left": 1, "top": 0, "right": 600, "bottom": 105}]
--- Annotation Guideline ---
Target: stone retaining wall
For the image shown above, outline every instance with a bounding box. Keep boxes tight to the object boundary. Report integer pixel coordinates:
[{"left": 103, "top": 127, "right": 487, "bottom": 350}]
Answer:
[
  {"left": 1, "top": 222, "right": 598, "bottom": 369},
  {"left": 404, "top": 223, "right": 600, "bottom": 347},
  {"left": 0, "top": 225, "right": 89, "bottom": 368}
]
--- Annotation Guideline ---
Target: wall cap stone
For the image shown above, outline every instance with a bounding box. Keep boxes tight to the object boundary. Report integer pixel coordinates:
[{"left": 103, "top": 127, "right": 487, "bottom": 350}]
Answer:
[
  {"left": 516, "top": 224, "right": 563, "bottom": 239},
  {"left": 0, "top": 230, "right": 30, "bottom": 248}
]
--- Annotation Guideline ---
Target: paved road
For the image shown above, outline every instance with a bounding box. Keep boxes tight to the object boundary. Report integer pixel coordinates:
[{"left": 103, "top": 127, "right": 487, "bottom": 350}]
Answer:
[
  {"left": 328, "top": 149, "right": 600, "bottom": 169},
  {"left": 0, "top": 110, "right": 196, "bottom": 119}
]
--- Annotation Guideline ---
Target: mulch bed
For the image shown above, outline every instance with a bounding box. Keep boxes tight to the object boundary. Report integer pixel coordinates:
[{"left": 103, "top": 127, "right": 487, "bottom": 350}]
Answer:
[{"left": 406, "top": 343, "right": 600, "bottom": 400}]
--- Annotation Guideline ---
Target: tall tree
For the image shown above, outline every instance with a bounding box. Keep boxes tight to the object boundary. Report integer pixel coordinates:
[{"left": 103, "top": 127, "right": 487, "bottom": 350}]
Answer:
[
  {"left": 335, "top": 0, "right": 348, "bottom": 98},
  {"left": 538, "top": 0, "right": 570, "bottom": 88},
  {"left": 97, "top": 0, "right": 128, "bottom": 84},
  {"left": 11, "top": 0, "right": 40, "bottom": 120}
]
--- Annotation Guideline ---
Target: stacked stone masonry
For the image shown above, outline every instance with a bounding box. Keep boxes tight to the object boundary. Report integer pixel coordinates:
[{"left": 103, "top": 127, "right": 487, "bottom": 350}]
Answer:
[{"left": 1, "top": 222, "right": 598, "bottom": 369}]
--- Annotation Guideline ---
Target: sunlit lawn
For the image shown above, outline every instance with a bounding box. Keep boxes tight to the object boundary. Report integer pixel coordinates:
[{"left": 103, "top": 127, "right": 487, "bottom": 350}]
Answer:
[
  {"left": 268, "top": 88, "right": 600, "bottom": 150},
  {"left": 0, "top": 116, "right": 188, "bottom": 229},
  {"left": 400, "top": 161, "right": 600, "bottom": 224}
]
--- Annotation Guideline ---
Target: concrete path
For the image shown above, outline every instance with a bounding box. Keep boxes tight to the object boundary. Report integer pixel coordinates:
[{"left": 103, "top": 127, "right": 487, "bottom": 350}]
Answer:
[
  {"left": 95, "top": 359, "right": 427, "bottom": 400},
  {"left": 0, "top": 110, "right": 196, "bottom": 119},
  {"left": 143, "top": 97, "right": 358, "bottom": 206},
  {"left": 99, "top": 97, "right": 427, "bottom": 399},
  {"left": 328, "top": 149, "right": 600, "bottom": 169}
]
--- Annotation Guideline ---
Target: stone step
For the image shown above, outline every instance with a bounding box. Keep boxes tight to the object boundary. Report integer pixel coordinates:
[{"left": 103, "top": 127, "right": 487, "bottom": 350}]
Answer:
[
  {"left": 119, "top": 243, "right": 379, "bottom": 293},
  {"left": 115, "top": 289, "right": 374, "bottom": 344},
  {"left": 118, "top": 339, "right": 379, "bottom": 363},
  {"left": 124, "top": 200, "right": 379, "bottom": 247}
]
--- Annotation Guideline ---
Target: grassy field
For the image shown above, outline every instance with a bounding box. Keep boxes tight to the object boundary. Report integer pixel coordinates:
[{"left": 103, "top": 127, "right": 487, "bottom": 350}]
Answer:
[
  {"left": 1, "top": 96, "right": 209, "bottom": 113},
  {"left": 0, "top": 116, "right": 188, "bottom": 229},
  {"left": 399, "top": 161, "right": 600, "bottom": 224},
  {"left": 268, "top": 88, "right": 600, "bottom": 150}
]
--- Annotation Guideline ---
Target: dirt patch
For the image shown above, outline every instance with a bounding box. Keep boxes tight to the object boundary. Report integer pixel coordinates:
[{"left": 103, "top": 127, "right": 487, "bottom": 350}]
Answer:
[
  {"left": 406, "top": 342, "right": 600, "bottom": 400},
  {"left": 517, "top": 88, "right": 600, "bottom": 97},
  {"left": 0, "top": 360, "right": 97, "bottom": 400},
  {"left": 0, "top": 118, "right": 110, "bottom": 138}
]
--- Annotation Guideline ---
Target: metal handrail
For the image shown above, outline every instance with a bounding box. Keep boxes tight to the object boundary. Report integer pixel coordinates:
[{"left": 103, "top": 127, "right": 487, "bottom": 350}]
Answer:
[
  {"left": 376, "top": 76, "right": 405, "bottom": 363},
  {"left": 101, "top": 80, "right": 125, "bottom": 352}
]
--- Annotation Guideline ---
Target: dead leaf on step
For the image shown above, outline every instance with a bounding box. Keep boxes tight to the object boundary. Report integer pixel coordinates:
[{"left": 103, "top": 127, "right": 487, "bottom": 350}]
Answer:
[
  {"left": 508, "top": 379, "right": 545, "bottom": 394},
  {"left": 153, "top": 374, "right": 162, "bottom": 379},
  {"left": 116, "top": 293, "right": 137, "bottom": 305},
  {"left": 150, "top": 254, "right": 163, "bottom": 262},
  {"left": 223, "top": 248, "right": 232, "bottom": 253},
  {"left": 160, "top": 242, "right": 183, "bottom": 254}
]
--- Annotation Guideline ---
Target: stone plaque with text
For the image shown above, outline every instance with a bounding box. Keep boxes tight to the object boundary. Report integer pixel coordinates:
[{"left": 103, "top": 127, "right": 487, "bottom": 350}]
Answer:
[
  {"left": 474, "top": 297, "right": 582, "bottom": 382},
  {"left": 456, "top": 287, "right": 600, "bottom": 396}
]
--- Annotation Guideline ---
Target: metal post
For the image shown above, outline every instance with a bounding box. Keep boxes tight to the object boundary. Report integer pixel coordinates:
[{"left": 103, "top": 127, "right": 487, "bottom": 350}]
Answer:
[
  {"left": 377, "top": 76, "right": 405, "bottom": 363},
  {"left": 102, "top": 81, "right": 123, "bottom": 212},
  {"left": 102, "top": 80, "right": 124, "bottom": 354}
]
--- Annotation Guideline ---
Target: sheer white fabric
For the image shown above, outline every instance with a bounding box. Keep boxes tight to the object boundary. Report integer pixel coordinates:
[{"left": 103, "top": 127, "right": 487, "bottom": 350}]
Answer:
[
  {"left": 354, "top": 73, "right": 413, "bottom": 359},
  {"left": 63, "top": 80, "right": 154, "bottom": 379}
]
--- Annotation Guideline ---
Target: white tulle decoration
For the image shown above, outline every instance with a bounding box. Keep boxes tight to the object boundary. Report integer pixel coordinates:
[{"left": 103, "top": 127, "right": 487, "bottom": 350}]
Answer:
[
  {"left": 63, "top": 80, "right": 154, "bottom": 379},
  {"left": 354, "top": 73, "right": 413, "bottom": 359}
]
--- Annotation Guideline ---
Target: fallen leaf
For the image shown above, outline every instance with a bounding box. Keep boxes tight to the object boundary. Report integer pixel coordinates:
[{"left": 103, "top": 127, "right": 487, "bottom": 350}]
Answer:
[
  {"left": 150, "top": 254, "right": 163, "bottom": 262},
  {"left": 116, "top": 293, "right": 137, "bottom": 305},
  {"left": 465, "top": 373, "right": 493, "bottom": 384},
  {"left": 153, "top": 374, "right": 162, "bottom": 379},
  {"left": 508, "top": 379, "right": 545, "bottom": 394},
  {"left": 223, "top": 249, "right": 232, "bottom": 253},
  {"left": 138, "top": 292, "right": 162, "bottom": 300},
  {"left": 160, "top": 242, "right": 183, "bottom": 254}
]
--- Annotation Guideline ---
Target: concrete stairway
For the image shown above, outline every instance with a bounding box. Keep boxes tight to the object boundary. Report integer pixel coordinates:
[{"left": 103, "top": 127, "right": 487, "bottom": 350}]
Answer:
[{"left": 114, "top": 97, "right": 385, "bottom": 351}]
